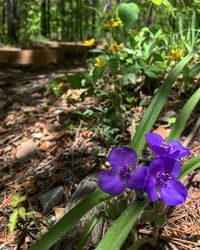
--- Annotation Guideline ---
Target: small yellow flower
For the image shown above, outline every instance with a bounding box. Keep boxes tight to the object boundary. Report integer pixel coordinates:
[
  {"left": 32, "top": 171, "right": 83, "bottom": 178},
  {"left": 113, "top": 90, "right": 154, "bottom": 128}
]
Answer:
[
  {"left": 104, "top": 18, "right": 122, "bottom": 28},
  {"left": 82, "top": 38, "right": 95, "bottom": 47},
  {"left": 94, "top": 58, "right": 106, "bottom": 68},
  {"left": 53, "top": 82, "right": 63, "bottom": 91},
  {"left": 166, "top": 49, "right": 184, "bottom": 60},
  {"left": 109, "top": 42, "right": 124, "bottom": 53}
]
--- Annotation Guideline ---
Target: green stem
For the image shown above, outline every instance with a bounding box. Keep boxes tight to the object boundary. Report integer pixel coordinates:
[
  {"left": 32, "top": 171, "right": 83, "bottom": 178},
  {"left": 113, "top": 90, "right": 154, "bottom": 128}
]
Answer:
[{"left": 152, "top": 226, "right": 159, "bottom": 246}]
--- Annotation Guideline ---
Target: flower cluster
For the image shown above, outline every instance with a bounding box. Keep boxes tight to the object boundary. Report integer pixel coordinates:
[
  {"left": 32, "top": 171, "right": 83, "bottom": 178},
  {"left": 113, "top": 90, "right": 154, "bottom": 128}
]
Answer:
[
  {"left": 98, "top": 132, "right": 189, "bottom": 206},
  {"left": 104, "top": 18, "right": 122, "bottom": 28},
  {"left": 165, "top": 49, "right": 184, "bottom": 60},
  {"left": 94, "top": 57, "right": 106, "bottom": 68},
  {"left": 108, "top": 42, "right": 124, "bottom": 53}
]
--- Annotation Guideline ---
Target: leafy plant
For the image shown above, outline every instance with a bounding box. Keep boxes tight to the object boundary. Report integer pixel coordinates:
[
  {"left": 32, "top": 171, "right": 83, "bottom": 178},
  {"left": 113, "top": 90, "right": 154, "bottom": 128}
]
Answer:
[
  {"left": 31, "top": 48, "right": 200, "bottom": 250},
  {"left": 7, "top": 193, "right": 36, "bottom": 234}
]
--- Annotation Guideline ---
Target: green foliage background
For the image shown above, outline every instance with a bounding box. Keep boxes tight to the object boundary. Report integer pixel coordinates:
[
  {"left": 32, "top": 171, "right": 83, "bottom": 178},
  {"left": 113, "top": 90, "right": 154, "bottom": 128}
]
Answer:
[{"left": 0, "top": 0, "right": 200, "bottom": 44}]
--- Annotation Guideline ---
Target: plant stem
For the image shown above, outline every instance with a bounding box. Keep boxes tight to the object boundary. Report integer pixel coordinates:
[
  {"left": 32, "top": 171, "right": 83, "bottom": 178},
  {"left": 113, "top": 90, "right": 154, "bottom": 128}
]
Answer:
[{"left": 152, "top": 226, "right": 159, "bottom": 246}]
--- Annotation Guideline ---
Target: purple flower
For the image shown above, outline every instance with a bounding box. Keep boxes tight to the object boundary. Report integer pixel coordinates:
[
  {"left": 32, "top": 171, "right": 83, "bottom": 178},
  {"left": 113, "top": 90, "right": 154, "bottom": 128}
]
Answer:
[
  {"left": 144, "top": 157, "right": 187, "bottom": 206},
  {"left": 98, "top": 147, "right": 149, "bottom": 195},
  {"left": 145, "top": 132, "right": 189, "bottom": 159}
]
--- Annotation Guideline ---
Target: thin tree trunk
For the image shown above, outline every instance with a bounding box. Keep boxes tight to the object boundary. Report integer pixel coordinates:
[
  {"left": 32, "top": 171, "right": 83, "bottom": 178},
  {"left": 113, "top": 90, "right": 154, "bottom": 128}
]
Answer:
[
  {"left": 70, "top": 0, "right": 73, "bottom": 40},
  {"left": 41, "top": 0, "right": 47, "bottom": 36},
  {"left": 79, "top": 0, "right": 82, "bottom": 40},
  {"left": 7, "top": 0, "right": 18, "bottom": 43},
  {"left": 91, "top": 0, "right": 96, "bottom": 35},
  {"left": 60, "top": 0, "right": 65, "bottom": 40},
  {"left": 47, "top": 0, "right": 51, "bottom": 37}
]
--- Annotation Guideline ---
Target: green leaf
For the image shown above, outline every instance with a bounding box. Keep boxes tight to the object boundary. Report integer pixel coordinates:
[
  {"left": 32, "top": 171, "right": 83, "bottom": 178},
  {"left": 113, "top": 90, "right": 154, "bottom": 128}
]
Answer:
[
  {"left": 93, "top": 67, "right": 104, "bottom": 83},
  {"left": 9, "top": 193, "right": 20, "bottom": 207},
  {"left": 130, "top": 51, "right": 196, "bottom": 157},
  {"left": 18, "top": 207, "right": 26, "bottom": 221},
  {"left": 67, "top": 74, "right": 82, "bottom": 89},
  {"left": 127, "top": 237, "right": 153, "bottom": 250},
  {"left": 75, "top": 215, "right": 99, "bottom": 250},
  {"left": 31, "top": 190, "right": 110, "bottom": 250},
  {"left": 167, "top": 117, "right": 176, "bottom": 124},
  {"left": 167, "top": 88, "right": 200, "bottom": 141},
  {"left": 163, "top": 0, "right": 175, "bottom": 17},
  {"left": 178, "top": 154, "right": 200, "bottom": 180},
  {"left": 8, "top": 209, "right": 18, "bottom": 233},
  {"left": 96, "top": 199, "right": 149, "bottom": 250},
  {"left": 151, "top": 0, "right": 163, "bottom": 6},
  {"left": 107, "top": 58, "right": 118, "bottom": 73},
  {"left": 19, "top": 195, "right": 27, "bottom": 203},
  {"left": 189, "top": 62, "right": 200, "bottom": 78},
  {"left": 117, "top": 3, "right": 139, "bottom": 29}
]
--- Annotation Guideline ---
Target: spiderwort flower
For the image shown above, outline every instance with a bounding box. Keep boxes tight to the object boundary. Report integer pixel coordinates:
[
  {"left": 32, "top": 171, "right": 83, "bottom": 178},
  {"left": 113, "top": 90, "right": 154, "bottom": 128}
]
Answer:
[
  {"left": 145, "top": 132, "right": 189, "bottom": 159},
  {"left": 144, "top": 157, "right": 187, "bottom": 206},
  {"left": 98, "top": 147, "right": 149, "bottom": 195}
]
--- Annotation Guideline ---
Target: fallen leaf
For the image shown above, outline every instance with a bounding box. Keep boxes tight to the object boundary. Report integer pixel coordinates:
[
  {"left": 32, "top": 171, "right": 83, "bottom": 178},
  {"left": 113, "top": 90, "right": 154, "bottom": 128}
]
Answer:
[
  {"left": 39, "top": 141, "right": 51, "bottom": 151},
  {"left": 55, "top": 207, "right": 65, "bottom": 220},
  {"left": 153, "top": 127, "right": 170, "bottom": 139}
]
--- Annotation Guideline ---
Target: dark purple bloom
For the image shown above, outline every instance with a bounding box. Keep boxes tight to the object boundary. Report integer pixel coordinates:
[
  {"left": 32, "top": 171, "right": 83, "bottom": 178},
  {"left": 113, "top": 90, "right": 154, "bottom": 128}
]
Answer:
[
  {"left": 145, "top": 132, "right": 189, "bottom": 159},
  {"left": 98, "top": 147, "right": 149, "bottom": 195},
  {"left": 144, "top": 157, "right": 187, "bottom": 206}
]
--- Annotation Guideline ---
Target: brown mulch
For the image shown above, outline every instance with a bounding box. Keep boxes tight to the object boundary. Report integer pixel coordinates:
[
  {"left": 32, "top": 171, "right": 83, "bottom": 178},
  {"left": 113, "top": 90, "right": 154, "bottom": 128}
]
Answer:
[{"left": 0, "top": 65, "right": 199, "bottom": 249}]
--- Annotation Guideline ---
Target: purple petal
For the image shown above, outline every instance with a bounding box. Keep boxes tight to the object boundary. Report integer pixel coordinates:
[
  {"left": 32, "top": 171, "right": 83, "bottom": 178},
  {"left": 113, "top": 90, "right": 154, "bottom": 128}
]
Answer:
[
  {"left": 144, "top": 177, "right": 159, "bottom": 202},
  {"left": 98, "top": 170, "right": 126, "bottom": 195},
  {"left": 149, "top": 157, "right": 165, "bottom": 176},
  {"left": 151, "top": 145, "right": 167, "bottom": 156},
  {"left": 168, "top": 141, "right": 190, "bottom": 158},
  {"left": 145, "top": 133, "right": 164, "bottom": 150},
  {"left": 108, "top": 147, "right": 137, "bottom": 171},
  {"left": 160, "top": 179, "right": 187, "bottom": 206},
  {"left": 162, "top": 157, "right": 181, "bottom": 178},
  {"left": 149, "top": 157, "right": 181, "bottom": 178},
  {"left": 127, "top": 167, "right": 149, "bottom": 189}
]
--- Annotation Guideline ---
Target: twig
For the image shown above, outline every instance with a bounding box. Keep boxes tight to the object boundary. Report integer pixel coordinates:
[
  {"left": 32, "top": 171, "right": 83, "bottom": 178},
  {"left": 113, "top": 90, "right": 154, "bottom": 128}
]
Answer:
[{"left": 183, "top": 116, "right": 200, "bottom": 147}]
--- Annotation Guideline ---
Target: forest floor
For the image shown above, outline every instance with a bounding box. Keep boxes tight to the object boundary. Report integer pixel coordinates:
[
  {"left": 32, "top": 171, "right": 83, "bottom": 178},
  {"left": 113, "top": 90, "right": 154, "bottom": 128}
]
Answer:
[{"left": 0, "top": 64, "right": 199, "bottom": 250}]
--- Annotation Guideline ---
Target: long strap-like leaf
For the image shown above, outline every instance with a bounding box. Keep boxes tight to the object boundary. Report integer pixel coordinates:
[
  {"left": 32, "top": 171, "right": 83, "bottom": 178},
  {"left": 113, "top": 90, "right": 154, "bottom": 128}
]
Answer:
[
  {"left": 167, "top": 87, "right": 200, "bottom": 141},
  {"left": 96, "top": 199, "right": 149, "bottom": 250},
  {"left": 179, "top": 154, "right": 200, "bottom": 180},
  {"left": 30, "top": 190, "right": 110, "bottom": 250},
  {"left": 130, "top": 51, "right": 196, "bottom": 157}
]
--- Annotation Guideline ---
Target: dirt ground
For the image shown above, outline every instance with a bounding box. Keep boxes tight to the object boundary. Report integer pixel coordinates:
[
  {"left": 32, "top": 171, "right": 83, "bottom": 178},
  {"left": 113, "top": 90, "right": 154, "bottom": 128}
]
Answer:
[{"left": 0, "top": 64, "right": 199, "bottom": 250}]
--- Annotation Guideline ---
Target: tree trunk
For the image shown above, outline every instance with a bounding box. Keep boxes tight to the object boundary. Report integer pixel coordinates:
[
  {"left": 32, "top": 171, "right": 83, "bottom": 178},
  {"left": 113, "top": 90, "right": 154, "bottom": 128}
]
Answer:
[
  {"left": 41, "top": 0, "right": 47, "bottom": 36},
  {"left": 7, "top": 0, "right": 18, "bottom": 43},
  {"left": 60, "top": 0, "right": 65, "bottom": 40},
  {"left": 47, "top": 0, "right": 51, "bottom": 37}
]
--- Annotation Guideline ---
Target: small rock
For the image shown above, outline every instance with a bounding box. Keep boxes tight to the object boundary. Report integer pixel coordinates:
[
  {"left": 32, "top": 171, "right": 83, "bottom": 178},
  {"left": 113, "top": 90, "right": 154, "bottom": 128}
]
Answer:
[
  {"left": 54, "top": 173, "right": 103, "bottom": 250},
  {"left": 39, "top": 186, "right": 64, "bottom": 213},
  {"left": 33, "top": 132, "right": 43, "bottom": 139},
  {"left": 4, "top": 146, "right": 11, "bottom": 153},
  {"left": 15, "top": 139, "right": 37, "bottom": 161}
]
